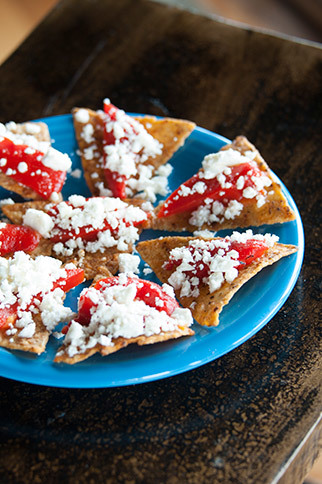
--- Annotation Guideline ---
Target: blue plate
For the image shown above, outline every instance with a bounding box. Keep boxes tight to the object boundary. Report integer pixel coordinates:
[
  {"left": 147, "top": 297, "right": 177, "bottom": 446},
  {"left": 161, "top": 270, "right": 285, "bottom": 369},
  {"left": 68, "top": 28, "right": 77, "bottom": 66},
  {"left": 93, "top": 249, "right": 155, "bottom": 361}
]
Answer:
[{"left": 0, "top": 114, "right": 304, "bottom": 388}]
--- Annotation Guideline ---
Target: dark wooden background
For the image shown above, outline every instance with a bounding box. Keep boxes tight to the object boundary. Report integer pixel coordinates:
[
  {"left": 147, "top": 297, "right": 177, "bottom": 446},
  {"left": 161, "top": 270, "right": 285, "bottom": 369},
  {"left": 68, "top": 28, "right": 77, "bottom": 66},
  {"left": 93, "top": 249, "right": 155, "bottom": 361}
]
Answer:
[{"left": 0, "top": 1, "right": 321, "bottom": 483}]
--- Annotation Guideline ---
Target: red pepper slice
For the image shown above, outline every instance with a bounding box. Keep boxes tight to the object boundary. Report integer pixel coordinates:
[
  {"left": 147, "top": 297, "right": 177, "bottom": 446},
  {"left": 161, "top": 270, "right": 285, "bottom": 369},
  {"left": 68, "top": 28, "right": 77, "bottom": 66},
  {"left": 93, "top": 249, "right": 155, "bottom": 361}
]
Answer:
[
  {"left": 102, "top": 101, "right": 138, "bottom": 199},
  {"left": 47, "top": 199, "right": 147, "bottom": 244},
  {"left": 73, "top": 276, "right": 179, "bottom": 327},
  {"left": 104, "top": 169, "right": 127, "bottom": 199},
  {"left": 0, "top": 304, "right": 18, "bottom": 330},
  {"left": 53, "top": 267, "right": 85, "bottom": 293},
  {"left": 0, "top": 223, "right": 40, "bottom": 256},
  {"left": 0, "top": 267, "right": 84, "bottom": 332},
  {"left": 158, "top": 161, "right": 263, "bottom": 218},
  {"left": 0, "top": 137, "right": 67, "bottom": 199},
  {"left": 164, "top": 239, "right": 269, "bottom": 279}
]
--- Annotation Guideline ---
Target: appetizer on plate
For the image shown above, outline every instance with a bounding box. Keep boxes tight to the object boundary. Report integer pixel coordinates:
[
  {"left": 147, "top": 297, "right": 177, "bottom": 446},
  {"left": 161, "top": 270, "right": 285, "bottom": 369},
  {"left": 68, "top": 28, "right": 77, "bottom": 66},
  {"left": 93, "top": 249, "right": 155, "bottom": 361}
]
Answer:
[
  {"left": 154, "top": 136, "right": 295, "bottom": 232},
  {"left": 72, "top": 99, "right": 195, "bottom": 202},
  {"left": 0, "top": 121, "right": 71, "bottom": 201},
  {"left": 55, "top": 275, "right": 194, "bottom": 364},
  {"left": 0, "top": 252, "right": 84, "bottom": 354},
  {"left": 137, "top": 230, "right": 297, "bottom": 326},
  {"left": 1, "top": 195, "right": 151, "bottom": 279}
]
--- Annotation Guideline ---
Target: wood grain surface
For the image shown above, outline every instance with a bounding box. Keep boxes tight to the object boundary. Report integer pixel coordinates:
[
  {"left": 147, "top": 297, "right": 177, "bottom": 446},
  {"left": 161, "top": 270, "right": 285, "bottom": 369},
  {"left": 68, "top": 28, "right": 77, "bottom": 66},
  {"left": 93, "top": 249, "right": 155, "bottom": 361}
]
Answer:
[{"left": 0, "top": 1, "right": 321, "bottom": 483}]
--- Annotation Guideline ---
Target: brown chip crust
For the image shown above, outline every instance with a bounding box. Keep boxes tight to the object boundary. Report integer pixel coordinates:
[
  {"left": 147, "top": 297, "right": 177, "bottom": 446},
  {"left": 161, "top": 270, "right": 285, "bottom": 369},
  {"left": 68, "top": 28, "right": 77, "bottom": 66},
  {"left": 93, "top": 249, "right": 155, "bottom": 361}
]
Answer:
[
  {"left": 0, "top": 312, "right": 49, "bottom": 355},
  {"left": 72, "top": 107, "right": 195, "bottom": 197},
  {"left": 153, "top": 135, "right": 295, "bottom": 232},
  {"left": 137, "top": 236, "right": 297, "bottom": 326},
  {"left": 54, "top": 327, "right": 194, "bottom": 364},
  {"left": 0, "top": 122, "right": 63, "bottom": 201},
  {"left": 1, "top": 199, "right": 149, "bottom": 280}
]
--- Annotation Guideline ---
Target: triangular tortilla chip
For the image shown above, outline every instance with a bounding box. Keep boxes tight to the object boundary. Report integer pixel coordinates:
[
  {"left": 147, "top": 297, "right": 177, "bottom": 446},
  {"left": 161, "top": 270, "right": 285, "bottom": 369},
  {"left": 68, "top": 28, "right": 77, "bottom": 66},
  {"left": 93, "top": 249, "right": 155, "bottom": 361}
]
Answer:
[
  {"left": 153, "top": 136, "right": 295, "bottom": 232},
  {"left": 137, "top": 236, "right": 297, "bottom": 326},
  {"left": 0, "top": 121, "right": 63, "bottom": 201},
  {"left": 72, "top": 107, "right": 195, "bottom": 198},
  {"left": 1, "top": 199, "right": 147, "bottom": 280},
  {"left": 54, "top": 277, "right": 194, "bottom": 364}
]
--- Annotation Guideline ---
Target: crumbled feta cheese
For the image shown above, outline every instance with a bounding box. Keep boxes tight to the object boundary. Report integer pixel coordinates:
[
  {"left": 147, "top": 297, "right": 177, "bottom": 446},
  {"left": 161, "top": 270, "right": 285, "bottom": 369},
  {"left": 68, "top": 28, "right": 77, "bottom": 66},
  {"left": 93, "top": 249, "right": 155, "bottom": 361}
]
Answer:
[
  {"left": 24, "top": 123, "right": 41, "bottom": 135},
  {"left": 17, "top": 162, "right": 28, "bottom": 174},
  {"left": 70, "top": 168, "right": 82, "bottom": 179},
  {"left": 41, "top": 147, "right": 72, "bottom": 172},
  {"left": 81, "top": 124, "right": 95, "bottom": 144},
  {"left": 0, "top": 198, "right": 14, "bottom": 206},
  {"left": 23, "top": 209, "right": 55, "bottom": 237},
  {"left": 118, "top": 253, "right": 140, "bottom": 275},
  {"left": 49, "top": 191, "right": 60, "bottom": 202},
  {"left": 74, "top": 109, "right": 90, "bottom": 124}
]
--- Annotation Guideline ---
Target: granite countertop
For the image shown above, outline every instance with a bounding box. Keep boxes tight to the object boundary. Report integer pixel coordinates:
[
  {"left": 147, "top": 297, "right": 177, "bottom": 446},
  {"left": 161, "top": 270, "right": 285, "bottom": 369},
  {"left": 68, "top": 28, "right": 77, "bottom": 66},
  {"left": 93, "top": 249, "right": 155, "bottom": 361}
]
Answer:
[{"left": 0, "top": 1, "right": 321, "bottom": 483}]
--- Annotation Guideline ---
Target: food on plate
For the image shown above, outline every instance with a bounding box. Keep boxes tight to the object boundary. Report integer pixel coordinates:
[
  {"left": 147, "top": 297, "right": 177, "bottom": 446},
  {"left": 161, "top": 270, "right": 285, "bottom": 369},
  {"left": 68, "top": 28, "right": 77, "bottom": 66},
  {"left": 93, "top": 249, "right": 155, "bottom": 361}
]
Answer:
[
  {"left": 0, "top": 121, "right": 71, "bottom": 200},
  {"left": 72, "top": 99, "right": 195, "bottom": 202},
  {"left": 1, "top": 195, "right": 151, "bottom": 279},
  {"left": 137, "top": 230, "right": 297, "bottom": 326},
  {"left": 54, "top": 275, "right": 194, "bottom": 364},
  {"left": 0, "top": 252, "right": 84, "bottom": 354},
  {"left": 154, "top": 136, "right": 295, "bottom": 232},
  {"left": 0, "top": 222, "right": 40, "bottom": 256}
]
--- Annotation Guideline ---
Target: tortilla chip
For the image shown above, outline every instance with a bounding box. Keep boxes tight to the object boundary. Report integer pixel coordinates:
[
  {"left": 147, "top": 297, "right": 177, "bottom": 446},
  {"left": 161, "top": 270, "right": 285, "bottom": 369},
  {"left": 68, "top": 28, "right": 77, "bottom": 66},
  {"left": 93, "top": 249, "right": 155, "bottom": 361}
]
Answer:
[
  {"left": 153, "top": 135, "right": 295, "bottom": 232},
  {"left": 1, "top": 199, "right": 148, "bottom": 280},
  {"left": 72, "top": 107, "right": 195, "bottom": 197},
  {"left": 0, "top": 122, "right": 63, "bottom": 201},
  {"left": 137, "top": 236, "right": 297, "bottom": 326},
  {"left": 54, "top": 327, "right": 194, "bottom": 364},
  {"left": 0, "top": 312, "right": 49, "bottom": 355}
]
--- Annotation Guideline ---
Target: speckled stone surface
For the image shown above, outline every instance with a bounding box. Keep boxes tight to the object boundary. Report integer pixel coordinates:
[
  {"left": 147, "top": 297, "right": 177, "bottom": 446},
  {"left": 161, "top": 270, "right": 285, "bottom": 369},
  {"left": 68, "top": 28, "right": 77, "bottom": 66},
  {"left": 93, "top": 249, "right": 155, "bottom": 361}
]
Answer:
[{"left": 0, "top": 1, "right": 321, "bottom": 483}]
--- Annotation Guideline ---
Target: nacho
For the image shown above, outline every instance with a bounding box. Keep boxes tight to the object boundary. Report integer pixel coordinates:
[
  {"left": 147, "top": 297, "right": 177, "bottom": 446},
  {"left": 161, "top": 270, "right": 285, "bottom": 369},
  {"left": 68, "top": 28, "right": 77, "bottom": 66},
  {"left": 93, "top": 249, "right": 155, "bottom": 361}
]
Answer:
[
  {"left": 137, "top": 233, "right": 297, "bottom": 326},
  {"left": 54, "top": 275, "right": 194, "bottom": 364},
  {"left": 153, "top": 136, "right": 295, "bottom": 232},
  {"left": 0, "top": 121, "right": 68, "bottom": 201},
  {"left": 2, "top": 196, "right": 151, "bottom": 280},
  {"left": 72, "top": 100, "right": 195, "bottom": 201}
]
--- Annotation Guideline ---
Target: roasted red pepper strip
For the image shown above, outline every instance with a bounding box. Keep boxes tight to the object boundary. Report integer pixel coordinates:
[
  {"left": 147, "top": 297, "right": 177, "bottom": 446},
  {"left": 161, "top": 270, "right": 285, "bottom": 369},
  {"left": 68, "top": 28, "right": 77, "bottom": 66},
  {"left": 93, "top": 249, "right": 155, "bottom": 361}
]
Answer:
[
  {"left": 53, "top": 267, "right": 85, "bottom": 293},
  {"left": 0, "top": 304, "right": 18, "bottom": 330},
  {"left": 0, "top": 267, "right": 84, "bottom": 331},
  {"left": 72, "top": 276, "right": 179, "bottom": 328},
  {"left": 102, "top": 101, "right": 138, "bottom": 199},
  {"left": 0, "top": 137, "right": 67, "bottom": 199},
  {"left": 104, "top": 169, "right": 127, "bottom": 199},
  {"left": 47, "top": 199, "right": 147, "bottom": 244},
  {"left": 164, "top": 239, "right": 269, "bottom": 279},
  {"left": 158, "top": 161, "right": 263, "bottom": 218},
  {"left": 0, "top": 223, "right": 40, "bottom": 256}
]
